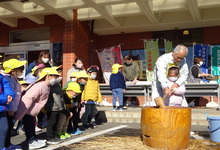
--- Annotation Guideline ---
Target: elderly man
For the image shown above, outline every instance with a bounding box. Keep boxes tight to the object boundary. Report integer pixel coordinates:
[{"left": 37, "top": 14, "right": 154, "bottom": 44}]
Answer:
[{"left": 152, "top": 45, "right": 189, "bottom": 105}]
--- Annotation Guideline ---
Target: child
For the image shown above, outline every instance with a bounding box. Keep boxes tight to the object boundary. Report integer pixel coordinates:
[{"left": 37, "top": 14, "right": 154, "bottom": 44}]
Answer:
[
  {"left": 44, "top": 66, "right": 67, "bottom": 145},
  {"left": 0, "top": 74, "right": 15, "bottom": 150},
  {"left": 110, "top": 64, "right": 126, "bottom": 111},
  {"left": 11, "top": 81, "right": 30, "bottom": 136},
  {"left": 14, "top": 67, "right": 60, "bottom": 150},
  {"left": 81, "top": 65, "right": 102, "bottom": 129},
  {"left": 66, "top": 71, "right": 90, "bottom": 134},
  {"left": 62, "top": 72, "right": 79, "bottom": 89},
  {"left": 3, "top": 58, "right": 27, "bottom": 149},
  {"left": 59, "top": 82, "right": 81, "bottom": 139},
  {"left": 25, "top": 64, "right": 45, "bottom": 84},
  {"left": 20, "top": 81, "right": 30, "bottom": 91},
  {"left": 164, "top": 66, "right": 186, "bottom": 106}
]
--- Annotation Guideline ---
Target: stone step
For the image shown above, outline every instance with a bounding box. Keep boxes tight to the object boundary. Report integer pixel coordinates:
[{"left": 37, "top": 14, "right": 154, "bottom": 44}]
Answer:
[{"left": 97, "top": 108, "right": 220, "bottom": 126}]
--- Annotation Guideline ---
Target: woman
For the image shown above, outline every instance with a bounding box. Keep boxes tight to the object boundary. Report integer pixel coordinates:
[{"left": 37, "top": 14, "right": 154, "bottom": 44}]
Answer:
[
  {"left": 187, "top": 57, "right": 210, "bottom": 107},
  {"left": 26, "top": 51, "right": 52, "bottom": 76},
  {"left": 66, "top": 58, "right": 86, "bottom": 82}
]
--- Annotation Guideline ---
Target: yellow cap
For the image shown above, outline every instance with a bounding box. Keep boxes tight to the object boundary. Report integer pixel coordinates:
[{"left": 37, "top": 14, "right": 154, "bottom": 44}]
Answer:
[
  {"left": 19, "top": 81, "right": 30, "bottom": 85},
  {"left": 66, "top": 82, "right": 81, "bottom": 93},
  {"left": 112, "top": 63, "right": 122, "bottom": 74},
  {"left": 76, "top": 71, "right": 90, "bottom": 79},
  {"left": 3, "top": 59, "right": 27, "bottom": 73},
  {"left": 70, "top": 72, "right": 79, "bottom": 78},
  {"left": 37, "top": 67, "right": 61, "bottom": 81},
  {"left": 51, "top": 65, "right": 62, "bottom": 70}
]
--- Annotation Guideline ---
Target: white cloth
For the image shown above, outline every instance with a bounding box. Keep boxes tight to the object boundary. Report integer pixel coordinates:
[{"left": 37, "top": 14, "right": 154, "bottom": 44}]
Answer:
[{"left": 152, "top": 52, "right": 189, "bottom": 104}]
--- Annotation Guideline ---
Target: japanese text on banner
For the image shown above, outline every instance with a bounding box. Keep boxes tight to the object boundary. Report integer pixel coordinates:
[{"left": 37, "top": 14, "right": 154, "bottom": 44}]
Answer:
[{"left": 211, "top": 46, "right": 220, "bottom": 75}]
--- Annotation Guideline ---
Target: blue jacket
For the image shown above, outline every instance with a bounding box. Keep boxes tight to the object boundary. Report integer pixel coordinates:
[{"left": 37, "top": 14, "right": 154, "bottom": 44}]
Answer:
[
  {"left": 110, "top": 72, "right": 126, "bottom": 90},
  {"left": 26, "top": 60, "right": 37, "bottom": 76},
  {"left": 0, "top": 74, "right": 15, "bottom": 112}
]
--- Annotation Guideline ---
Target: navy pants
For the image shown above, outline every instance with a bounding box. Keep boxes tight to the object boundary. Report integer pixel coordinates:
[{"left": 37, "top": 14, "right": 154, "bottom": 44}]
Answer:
[{"left": 0, "top": 112, "right": 8, "bottom": 149}]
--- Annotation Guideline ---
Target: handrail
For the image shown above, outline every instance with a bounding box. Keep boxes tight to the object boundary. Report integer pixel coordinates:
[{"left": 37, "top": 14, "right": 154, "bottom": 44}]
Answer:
[{"left": 99, "top": 83, "right": 220, "bottom": 107}]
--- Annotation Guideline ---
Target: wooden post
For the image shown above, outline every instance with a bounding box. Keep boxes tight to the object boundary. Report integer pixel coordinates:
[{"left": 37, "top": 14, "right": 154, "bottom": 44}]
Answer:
[{"left": 141, "top": 106, "right": 191, "bottom": 150}]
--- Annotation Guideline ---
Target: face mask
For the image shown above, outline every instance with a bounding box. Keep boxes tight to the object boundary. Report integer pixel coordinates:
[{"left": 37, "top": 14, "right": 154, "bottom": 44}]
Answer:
[
  {"left": 90, "top": 74, "right": 97, "bottom": 80},
  {"left": 168, "top": 77, "right": 178, "bottom": 82},
  {"left": 42, "top": 58, "right": 49, "bottom": 63},
  {"left": 72, "top": 95, "right": 76, "bottom": 98},
  {"left": 125, "top": 62, "right": 131, "bottom": 65},
  {"left": 50, "top": 78, "right": 57, "bottom": 85},
  {"left": 199, "top": 61, "right": 203, "bottom": 66},
  {"left": 71, "top": 78, "right": 77, "bottom": 82},
  {"left": 76, "top": 64, "right": 83, "bottom": 68},
  {"left": 79, "top": 82, "right": 85, "bottom": 85},
  {"left": 56, "top": 77, "right": 62, "bottom": 83},
  {"left": 16, "top": 72, "right": 23, "bottom": 78}
]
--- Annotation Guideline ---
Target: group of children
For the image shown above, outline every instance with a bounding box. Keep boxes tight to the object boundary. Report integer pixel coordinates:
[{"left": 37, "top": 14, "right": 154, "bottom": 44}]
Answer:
[
  {"left": 0, "top": 56, "right": 188, "bottom": 149},
  {"left": 0, "top": 58, "right": 102, "bottom": 150}
]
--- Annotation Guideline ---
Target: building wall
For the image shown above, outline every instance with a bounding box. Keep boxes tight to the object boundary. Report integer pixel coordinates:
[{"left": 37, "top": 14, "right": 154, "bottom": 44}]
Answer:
[
  {"left": 62, "top": 10, "right": 90, "bottom": 83},
  {"left": 203, "top": 26, "right": 220, "bottom": 44}
]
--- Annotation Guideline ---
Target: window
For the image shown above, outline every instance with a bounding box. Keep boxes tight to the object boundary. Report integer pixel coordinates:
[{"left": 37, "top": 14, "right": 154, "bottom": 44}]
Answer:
[{"left": 9, "top": 28, "right": 50, "bottom": 43}]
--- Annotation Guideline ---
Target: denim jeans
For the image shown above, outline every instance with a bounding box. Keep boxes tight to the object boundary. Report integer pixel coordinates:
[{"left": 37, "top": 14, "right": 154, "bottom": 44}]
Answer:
[
  {"left": 0, "top": 112, "right": 8, "bottom": 149},
  {"left": 112, "top": 88, "right": 123, "bottom": 107}
]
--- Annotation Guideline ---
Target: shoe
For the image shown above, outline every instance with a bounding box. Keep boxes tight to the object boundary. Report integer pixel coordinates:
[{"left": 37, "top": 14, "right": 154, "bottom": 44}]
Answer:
[
  {"left": 35, "top": 126, "right": 42, "bottom": 132},
  {"left": 6, "top": 144, "right": 22, "bottom": 150},
  {"left": 72, "top": 128, "right": 83, "bottom": 135},
  {"left": 119, "top": 108, "right": 123, "bottom": 111},
  {"left": 63, "top": 132, "right": 71, "bottom": 138},
  {"left": 11, "top": 129, "right": 19, "bottom": 136},
  {"left": 123, "top": 106, "right": 127, "bottom": 109},
  {"left": 112, "top": 108, "right": 117, "bottom": 111},
  {"left": 58, "top": 132, "right": 67, "bottom": 140},
  {"left": 90, "top": 123, "right": 97, "bottom": 129},
  {"left": 37, "top": 139, "right": 47, "bottom": 144},
  {"left": 47, "top": 138, "right": 61, "bottom": 145},
  {"left": 29, "top": 140, "right": 46, "bottom": 150},
  {"left": 59, "top": 134, "right": 67, "bottom": 140}
]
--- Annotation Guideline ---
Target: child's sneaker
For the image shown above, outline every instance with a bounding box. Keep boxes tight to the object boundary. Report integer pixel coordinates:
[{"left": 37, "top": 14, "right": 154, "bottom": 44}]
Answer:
[
  {"left": 29, "top": 140, "right": 46, "bottom": 149},
  {"left": 58, "top": 132, "right": 67, "bottom": 140},
  {"left": 63, "top": 132, "right": 71, "bottom": 138},
  {"left": 47, "top": 138, "right": 61, "bottom": 145},
  {"left": 119, "top": 108, "right": 123, "bottom": 111},
  {"left": 72, "top": 128, "right": 82, "bottom": 135},
  {"left": 112, "top": 108, "right": 117, "bottom": 111}
]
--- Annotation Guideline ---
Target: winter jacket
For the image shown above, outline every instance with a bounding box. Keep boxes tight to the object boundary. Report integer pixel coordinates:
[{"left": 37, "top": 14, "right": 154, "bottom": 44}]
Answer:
[
  {"left": 110, "top": 72, "right": 126, "bottom": 90},
  {"left": 14, "top": 81, "right": 50, "bottom": 120},
  {"left": 0, "top": 74, "right": 15, "bottom": 112},
  {"left": 164, "top": 80, "right": 186, "bottom": 106},
  {"left": 81, "top": 78, "right": 102, "bottom": 103},
  {"left": 3, "top": 74, "right": 21, "bottom": 112},
  {"left": 44, "top": 83, "right": 65, "bottom": 111},
  {"left": 123, "top": 61, "right": 140, "bottom": 81}
]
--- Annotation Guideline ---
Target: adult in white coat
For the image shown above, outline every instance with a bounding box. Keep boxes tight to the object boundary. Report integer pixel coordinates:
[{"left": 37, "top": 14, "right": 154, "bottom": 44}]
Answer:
[{"left": 152, "top": 45, "right": 189, "bottom": 106}]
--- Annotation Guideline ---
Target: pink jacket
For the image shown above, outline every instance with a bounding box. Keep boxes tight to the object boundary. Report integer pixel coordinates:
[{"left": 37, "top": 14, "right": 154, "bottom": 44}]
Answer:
[
  {"left": 164, "top": 80, "right": 186, "bottom": 106},
  {"left": 15, "top": 81, "right": 50, "bottom": 120}
]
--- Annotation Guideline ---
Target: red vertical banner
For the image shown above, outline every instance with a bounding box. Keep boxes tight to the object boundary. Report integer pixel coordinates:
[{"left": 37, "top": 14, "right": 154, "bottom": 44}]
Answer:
[{"left": 112, "top": 46, "right": 123, "bottom": 65}]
